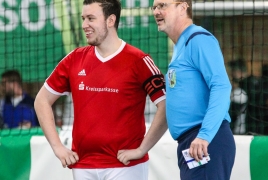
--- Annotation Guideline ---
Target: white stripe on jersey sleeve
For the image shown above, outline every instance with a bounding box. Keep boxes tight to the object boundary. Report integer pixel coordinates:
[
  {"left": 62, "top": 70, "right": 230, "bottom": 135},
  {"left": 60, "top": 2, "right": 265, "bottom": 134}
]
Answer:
[
  {"left": 145, "top": 56, "right": 161, "bottom": 74},
  {"left": 153, "top": 95, "right": 166, "bottom": 105},
  {"left": 44, "top": 82, "right": 70, "bottom": 96},
  {"left": 143, "top": 56, "right": 161, "bottom": 75}
]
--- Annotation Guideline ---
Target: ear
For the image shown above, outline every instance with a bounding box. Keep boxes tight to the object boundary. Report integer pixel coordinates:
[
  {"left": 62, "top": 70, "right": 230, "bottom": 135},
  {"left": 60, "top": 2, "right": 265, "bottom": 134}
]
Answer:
[
  {"left": 180, "top": 2, "right": 189, "bottom": 14},
  {"left": 107, "top": 14, "right": 116, "bottom": 28}
]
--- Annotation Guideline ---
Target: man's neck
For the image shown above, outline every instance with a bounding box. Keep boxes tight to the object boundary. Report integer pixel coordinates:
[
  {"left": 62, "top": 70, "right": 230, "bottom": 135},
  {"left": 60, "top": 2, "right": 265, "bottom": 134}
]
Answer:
[
  {"left": 170, "top": 19, "right": 193, "bottom": 44},
  {"left": 95, "top": 33, "right": 122, "bottom": 58}
]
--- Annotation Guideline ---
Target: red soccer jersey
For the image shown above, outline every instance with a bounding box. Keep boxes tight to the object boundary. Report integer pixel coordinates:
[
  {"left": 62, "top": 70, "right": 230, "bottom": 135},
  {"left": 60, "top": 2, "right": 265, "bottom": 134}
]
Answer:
[{"left": 45, "top": 41, "right": 166, "bottom": 168}]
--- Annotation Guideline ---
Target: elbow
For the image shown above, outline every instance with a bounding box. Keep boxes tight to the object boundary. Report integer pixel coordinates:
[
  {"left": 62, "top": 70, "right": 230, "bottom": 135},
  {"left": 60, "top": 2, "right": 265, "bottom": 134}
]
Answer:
[{"left": 34, "top": 93, "right": 42, "bottom": 111}]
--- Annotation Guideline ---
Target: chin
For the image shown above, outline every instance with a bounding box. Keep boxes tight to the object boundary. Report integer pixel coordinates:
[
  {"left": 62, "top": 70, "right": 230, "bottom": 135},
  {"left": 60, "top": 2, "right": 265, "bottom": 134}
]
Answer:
[
  {"left": 158, "top": 27, "right": 164, "bottom": 32},
  {"left": 87, "top": 40, "right": 94, "bottom": 46}
]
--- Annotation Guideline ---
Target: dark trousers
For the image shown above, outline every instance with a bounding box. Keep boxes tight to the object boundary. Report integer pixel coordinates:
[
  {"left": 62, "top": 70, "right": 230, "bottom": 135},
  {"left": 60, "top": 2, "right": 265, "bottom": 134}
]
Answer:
[{"left": 177, "top": 120, "right": 236, "bottom": 180}]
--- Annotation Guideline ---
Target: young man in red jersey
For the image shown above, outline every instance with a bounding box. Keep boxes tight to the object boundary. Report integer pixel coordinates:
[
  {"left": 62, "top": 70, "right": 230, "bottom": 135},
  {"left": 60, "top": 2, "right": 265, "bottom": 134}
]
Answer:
[{"left": 34, "top": 0, "right": 167, "bottom": 179}]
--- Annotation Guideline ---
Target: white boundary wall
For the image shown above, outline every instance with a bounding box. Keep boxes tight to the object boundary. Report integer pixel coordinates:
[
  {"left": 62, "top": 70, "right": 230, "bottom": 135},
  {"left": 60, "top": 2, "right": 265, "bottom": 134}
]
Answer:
[{"left": 29, "top": 125, "right": 253, "bottom": 180}]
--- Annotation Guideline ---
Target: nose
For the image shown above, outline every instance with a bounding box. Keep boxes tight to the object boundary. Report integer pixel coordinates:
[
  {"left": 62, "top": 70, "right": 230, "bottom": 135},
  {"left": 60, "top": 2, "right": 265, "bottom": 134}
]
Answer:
[
  {"left": 152, "top": 8, "right": 160, "bottom": 16},
  {"left": 82, "top": 19, "right": 88, "bottom": 30}
]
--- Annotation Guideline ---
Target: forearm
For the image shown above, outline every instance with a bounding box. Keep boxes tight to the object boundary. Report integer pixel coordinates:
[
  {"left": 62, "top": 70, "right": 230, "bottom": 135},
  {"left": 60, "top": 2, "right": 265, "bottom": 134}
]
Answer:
[
  {"left": 139, "top": 100, "right": 167, "bottom": 154},
  {"left": 34, "top": 87, "right": 63, "bottom": 150},
  {"left": 117, "top": 100, "right": 167, "bottom": 165},
  {"left": 198, "top": 83, "right": 231, "bottom": 143}
]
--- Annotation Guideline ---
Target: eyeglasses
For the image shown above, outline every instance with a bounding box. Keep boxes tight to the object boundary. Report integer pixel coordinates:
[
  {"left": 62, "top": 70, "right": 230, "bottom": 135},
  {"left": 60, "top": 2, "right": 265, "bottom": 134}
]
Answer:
[{"left": 150, "top": 2, "right": 184, "bottom": 11}]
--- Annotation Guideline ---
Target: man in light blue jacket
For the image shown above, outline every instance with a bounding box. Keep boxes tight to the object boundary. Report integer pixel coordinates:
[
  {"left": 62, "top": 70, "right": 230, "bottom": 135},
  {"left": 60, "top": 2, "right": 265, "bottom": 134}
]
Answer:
[{"left": 151, "top": 0, "right": 236, "bottom": 179}]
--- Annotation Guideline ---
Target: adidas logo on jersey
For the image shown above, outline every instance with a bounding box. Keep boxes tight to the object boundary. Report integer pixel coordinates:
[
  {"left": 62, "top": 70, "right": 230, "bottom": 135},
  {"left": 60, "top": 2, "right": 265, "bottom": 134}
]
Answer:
[{"left": 78, "top": 69, "right": 86, "bottom": 76}]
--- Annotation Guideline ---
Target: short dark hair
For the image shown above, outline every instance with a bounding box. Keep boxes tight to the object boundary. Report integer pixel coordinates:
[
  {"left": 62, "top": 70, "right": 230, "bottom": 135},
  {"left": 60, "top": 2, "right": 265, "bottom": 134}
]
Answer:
[
  {"left": 83, "top": 0, "right": 121, "bottom": 30},
  {"left": 228, "top": 59, "right": 247, "bottom": 72},
  {"left": 1, "top": 70, "right": 22, "bottom": 87}
]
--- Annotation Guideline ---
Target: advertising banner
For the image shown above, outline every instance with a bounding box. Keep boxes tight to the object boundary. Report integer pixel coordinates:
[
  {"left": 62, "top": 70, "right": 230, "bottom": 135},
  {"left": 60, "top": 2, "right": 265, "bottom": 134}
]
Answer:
[{"left": 0, "top": 0, "right": 168, "bottom": 82}]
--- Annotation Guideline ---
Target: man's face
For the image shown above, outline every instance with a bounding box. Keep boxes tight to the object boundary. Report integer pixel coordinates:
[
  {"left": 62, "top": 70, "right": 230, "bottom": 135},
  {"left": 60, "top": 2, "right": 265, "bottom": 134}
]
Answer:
[
  {"left": 1, "top": 78, "right": 15, "bottom": 96},
  {"left": 152, "top": 0, "right": 180, "bottom": 33},
  {"left": 81, "top": 3, "right": 109, "bottom": 46}
]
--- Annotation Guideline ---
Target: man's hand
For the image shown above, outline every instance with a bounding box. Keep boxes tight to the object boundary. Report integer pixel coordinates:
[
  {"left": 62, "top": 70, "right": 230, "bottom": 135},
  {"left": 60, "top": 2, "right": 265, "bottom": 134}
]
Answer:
[
  {"left": 117, "top": 148, "right": 145, "bottom": 165},
  {"left": 53, "top": 145, "right": 79, "bottom": 168},
  {"left": 19, "top": 121, "right": 31, "bottom": 129},
  {"left": 189, "top": 138, "right": 209, "bottom": 161}
]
